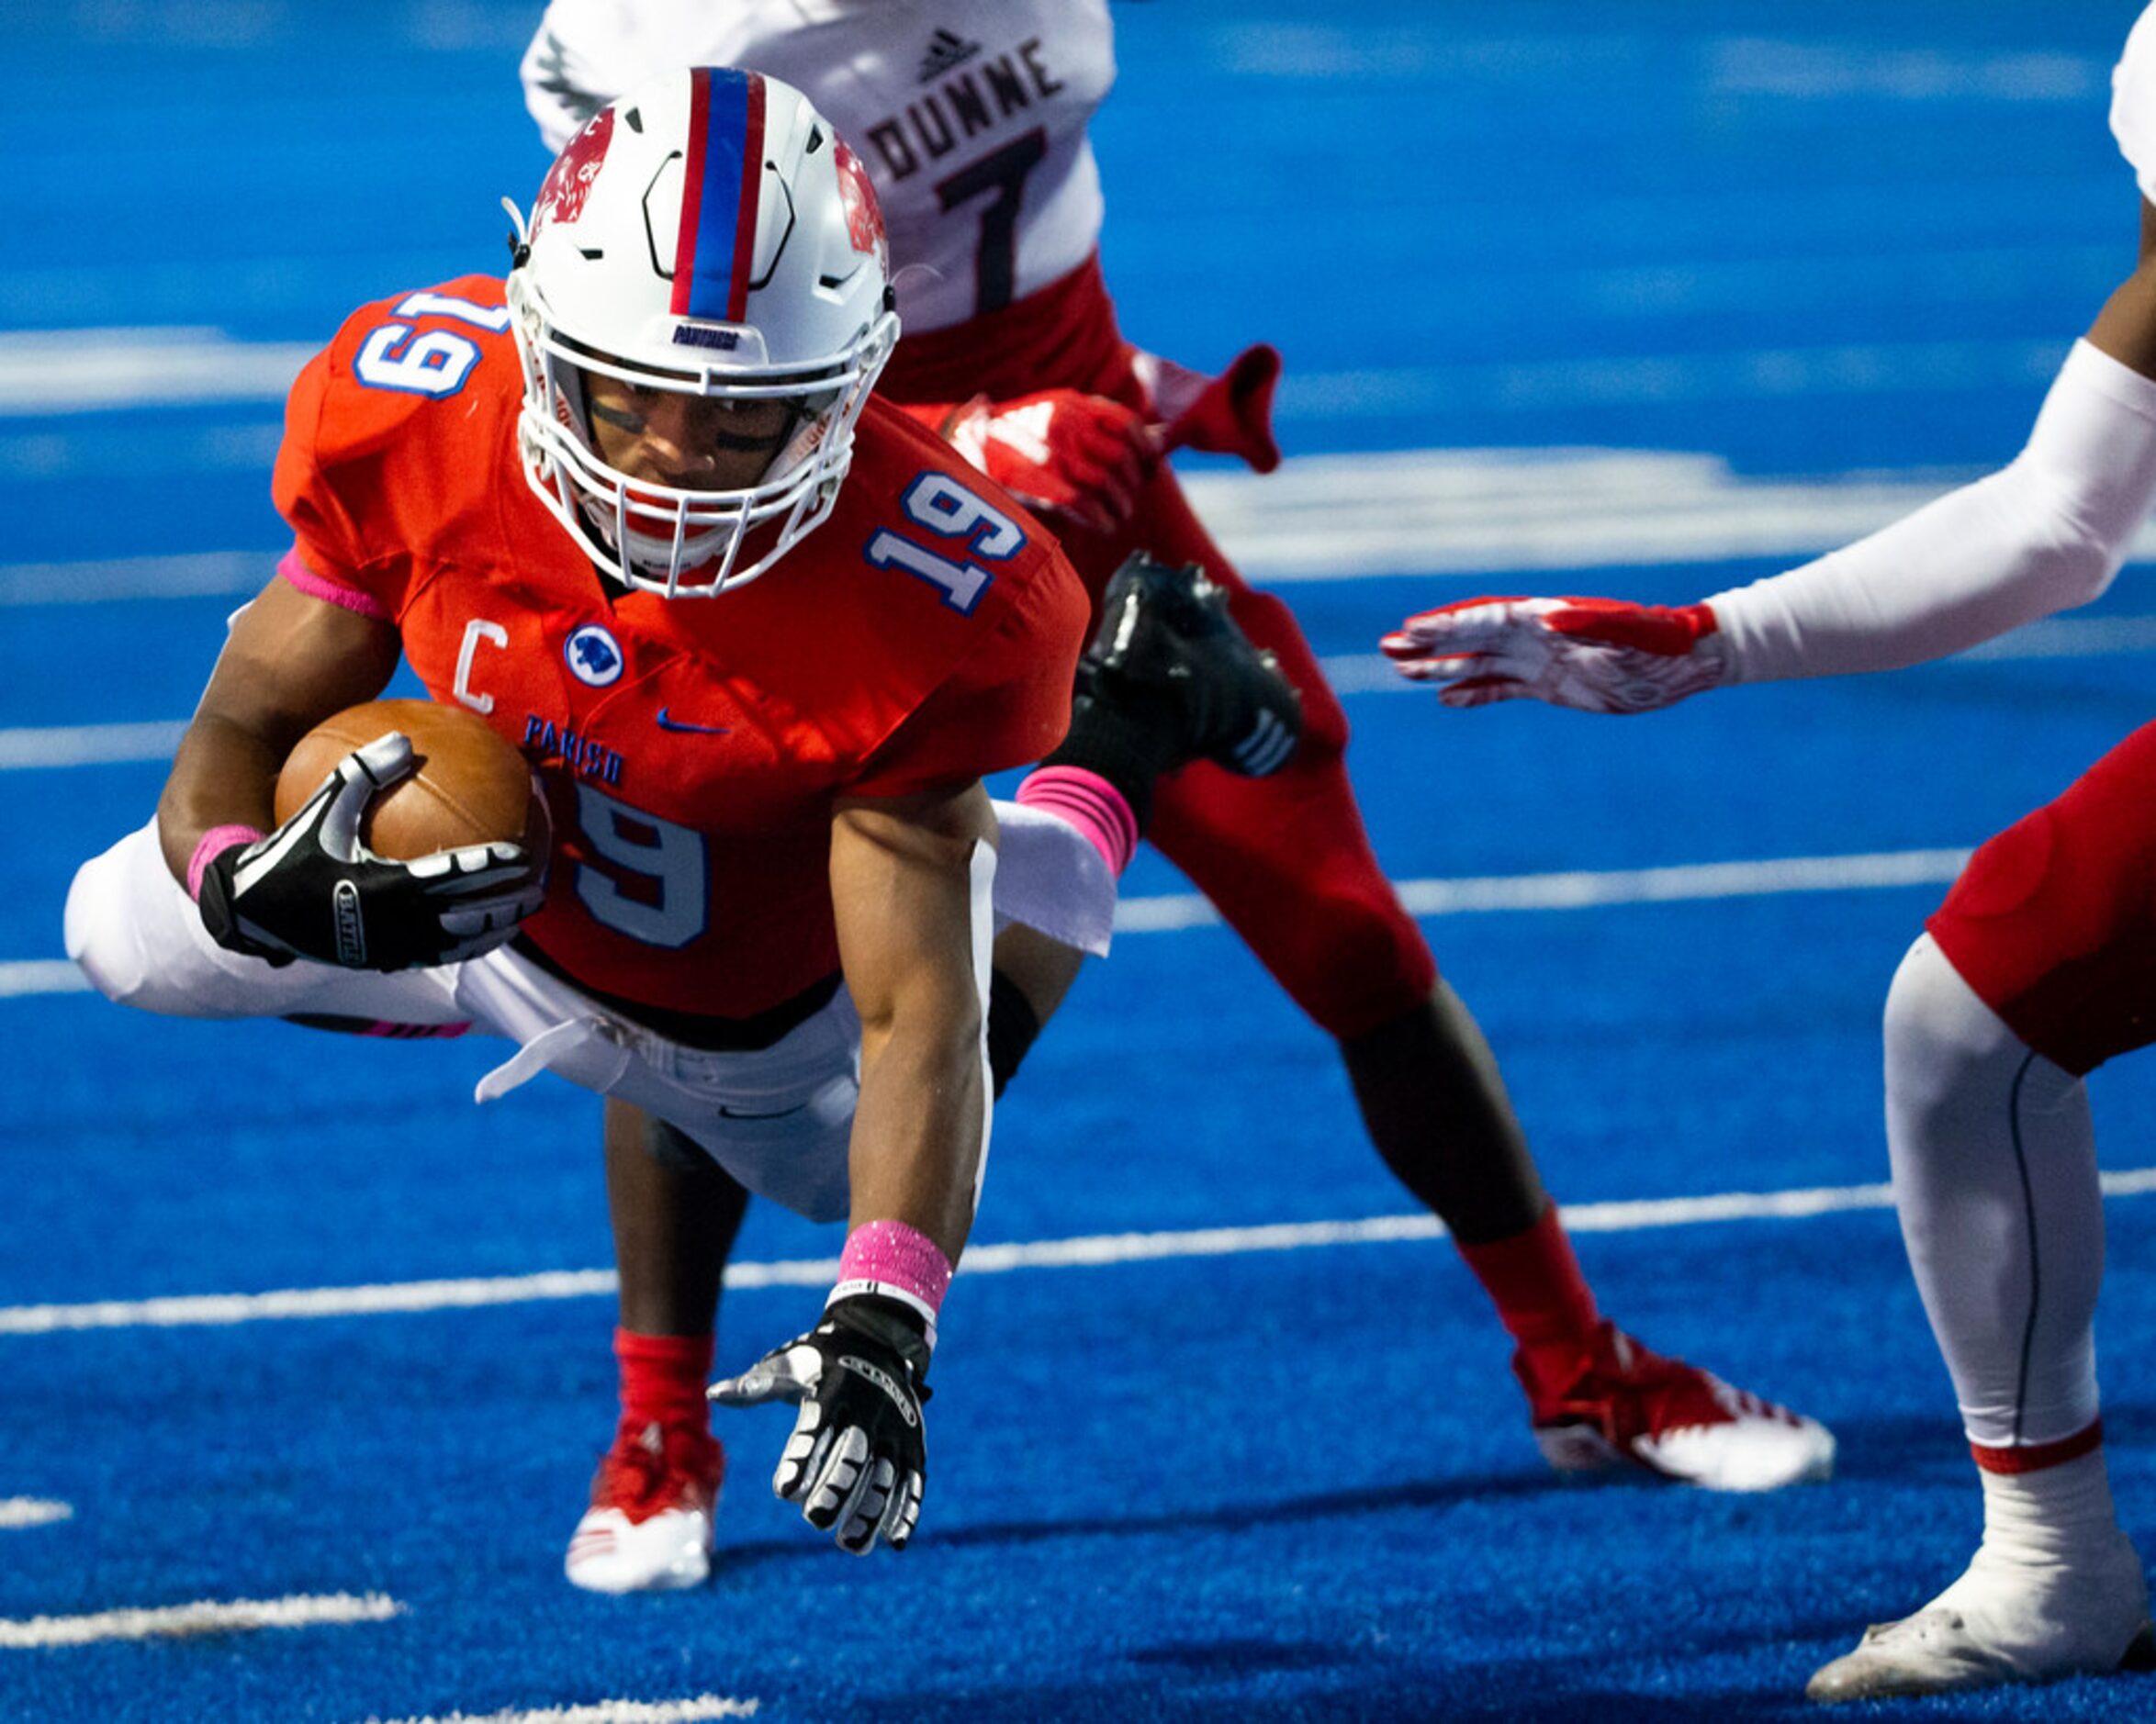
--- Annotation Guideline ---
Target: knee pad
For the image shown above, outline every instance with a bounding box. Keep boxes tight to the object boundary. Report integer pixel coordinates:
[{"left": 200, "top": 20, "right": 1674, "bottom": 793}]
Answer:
[
  {"left": 63, "top": 829, "right": 164, "bottom": 1005},
  {"left": 1883, "top": 936, "right": 2103, "bottom": 1449},
  {"left": 1884, "top": 932, "right": 2030, "bottom": 1123}
]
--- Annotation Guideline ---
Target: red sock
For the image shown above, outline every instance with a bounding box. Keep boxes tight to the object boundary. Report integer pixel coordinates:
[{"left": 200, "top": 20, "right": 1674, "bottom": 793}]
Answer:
[
  {"left": 614, "top": 1327, "right": 714, "bottom": 1427},
  {"left": 1971, "top": 1420, "right": 2106, "bottom": 1475},
  {"left": 1454, "top": 1206, "right": 1601, "bottom": 1387}
]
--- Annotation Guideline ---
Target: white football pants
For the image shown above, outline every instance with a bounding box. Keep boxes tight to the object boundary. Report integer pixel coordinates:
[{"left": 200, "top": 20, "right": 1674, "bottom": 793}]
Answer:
[{"left": 64, "top": 803, "right": 1112, "bottom": 1226}]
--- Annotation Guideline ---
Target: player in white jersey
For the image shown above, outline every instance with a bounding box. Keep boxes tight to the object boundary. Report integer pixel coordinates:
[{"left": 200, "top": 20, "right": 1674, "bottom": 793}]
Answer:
[
  {"left": 522, "top": 0, "right": 1836, "bottom": 1599},
  {"left": 528, "top": 0, "right": 1114, "bottom": 335},
  {"left": 1385, "top": 6, "right": 2156, "bottom": 1702}
]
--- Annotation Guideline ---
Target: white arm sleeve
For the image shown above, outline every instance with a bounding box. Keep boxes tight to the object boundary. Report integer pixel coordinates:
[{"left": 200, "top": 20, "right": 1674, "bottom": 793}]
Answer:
[{"left": 1707, "top": 340, "right": 2156, "bottom": 683}]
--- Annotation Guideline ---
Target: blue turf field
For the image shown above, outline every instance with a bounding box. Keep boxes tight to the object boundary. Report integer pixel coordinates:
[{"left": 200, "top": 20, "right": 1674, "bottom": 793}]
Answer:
[{"left": 10, "top": 1, "right": 2156, "bottom": 1718}]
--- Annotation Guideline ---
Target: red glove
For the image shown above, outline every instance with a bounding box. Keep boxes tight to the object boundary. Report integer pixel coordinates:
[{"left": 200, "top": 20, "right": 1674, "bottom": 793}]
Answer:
[
  {"left": 1141, "top": 342, "right": 1283, "bottom": 474},
  {"left": 1381, "top": 595, "right": 1730, "bottom": 713},
  {"left": 942, "top": 390, "right": 1157, "bottom": 536}
]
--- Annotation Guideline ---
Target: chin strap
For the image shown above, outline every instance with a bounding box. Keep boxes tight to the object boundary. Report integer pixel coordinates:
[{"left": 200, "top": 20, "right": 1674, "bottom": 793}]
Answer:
[{"left": 501, "top": 196, "right": 532, "bottom": 269}]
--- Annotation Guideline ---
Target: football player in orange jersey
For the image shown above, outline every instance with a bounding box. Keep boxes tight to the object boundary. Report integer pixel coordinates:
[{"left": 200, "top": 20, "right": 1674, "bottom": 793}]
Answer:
[
  {"left": 520, "top": 0, "right": 1836, "bottom": 1592},
  {"left": 65, "top": 66, "right": 1297, "bottom": 1570}
]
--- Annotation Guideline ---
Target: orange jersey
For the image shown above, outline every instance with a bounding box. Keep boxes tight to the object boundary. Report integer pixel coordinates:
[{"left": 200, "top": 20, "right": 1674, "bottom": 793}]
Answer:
[{"left": 271, "top": 274, "right": 1086, "bottom": 1020}]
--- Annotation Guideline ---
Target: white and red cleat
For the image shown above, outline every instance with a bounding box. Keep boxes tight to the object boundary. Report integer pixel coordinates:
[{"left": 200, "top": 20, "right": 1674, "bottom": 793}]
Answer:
[
  {"left": 565, "top": 1416, "right": 724, "bottom": 1594},
  {"left": 1522, "top": 1321, "right": 1835, "bottom": 1492},
  {"left": 1806, "top": 1539, "right": 2155, "bottom": 1702}
]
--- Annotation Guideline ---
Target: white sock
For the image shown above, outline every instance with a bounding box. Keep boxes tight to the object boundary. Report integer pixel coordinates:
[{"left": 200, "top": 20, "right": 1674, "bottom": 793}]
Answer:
[{"left": 1971, "top": 1449, "right": 2124, "bottom": 1573}]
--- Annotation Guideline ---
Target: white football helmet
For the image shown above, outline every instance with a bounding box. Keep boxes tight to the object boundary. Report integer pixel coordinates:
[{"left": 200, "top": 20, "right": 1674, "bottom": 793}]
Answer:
[{"left": 506, "top": 67, "right": 899, "bottom": 598}]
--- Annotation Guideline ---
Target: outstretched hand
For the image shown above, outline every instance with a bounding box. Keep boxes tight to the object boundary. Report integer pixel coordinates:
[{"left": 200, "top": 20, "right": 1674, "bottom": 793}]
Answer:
[
  {"left": 709, "top": 1293, "right": 932, "bottom": 1556},
  {"left": 1381, "top": 596, "right": 1731, "bottom": 714}
]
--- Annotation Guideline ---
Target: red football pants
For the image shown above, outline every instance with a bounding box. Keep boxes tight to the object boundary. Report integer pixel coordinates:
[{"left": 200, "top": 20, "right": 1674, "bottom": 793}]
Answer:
[
  {"left": 1059, "top": 465, "right": 1436, "bottom": 1039},
  {"left": 1929, "top": 717, "right": 2156, "bottom": 1076},
  {"left": 883, "top": 254, "right": 1435, "bottom": 1038}
]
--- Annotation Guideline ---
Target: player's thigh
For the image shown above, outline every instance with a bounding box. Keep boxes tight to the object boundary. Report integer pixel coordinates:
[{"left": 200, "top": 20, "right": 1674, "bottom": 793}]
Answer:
[
  {"left": 1927, "top": 720, "right": 2156, "bottom": 1075},
  {"left": 1072, "top": 469, "right": 1433, "bottom": 1035},
  {"left": 646, "top": 991, "right": 861, "bottom": 1223},
  {"left": 1066, "top": 465, "right": 1350, "bottom": 751},
  {"left": 66, "top": 819, "right": 462, "bottom": 1023},
  {"left": 456, "top": 950, "right": 860, "bottom": 1221}
]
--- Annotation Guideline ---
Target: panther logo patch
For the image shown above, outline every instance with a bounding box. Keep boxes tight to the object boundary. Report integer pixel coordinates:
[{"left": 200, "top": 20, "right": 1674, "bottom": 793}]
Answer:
[{"left": 564, "top": 622, "right": 624, "bottom": 687}]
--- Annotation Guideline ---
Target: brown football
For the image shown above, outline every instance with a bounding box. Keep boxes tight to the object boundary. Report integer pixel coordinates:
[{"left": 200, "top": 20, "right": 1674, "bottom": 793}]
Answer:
[{"left": 274, "top": 699, "right": 549, "bottom": 862}]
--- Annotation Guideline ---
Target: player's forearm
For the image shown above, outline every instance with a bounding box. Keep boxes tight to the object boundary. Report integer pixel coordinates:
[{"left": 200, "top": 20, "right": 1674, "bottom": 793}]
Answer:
[
  {"left": 154, "top": 575, "right": 402, "bottom": 882},
  {"left": 846, "top": 999, "right": 987, "bottom": 1264},
  {"left": 156, "top": 711, "right": 283, "bottom": 884},
  {"left": 1708, "top": 341, "right": 2156, "bottom": 683}
]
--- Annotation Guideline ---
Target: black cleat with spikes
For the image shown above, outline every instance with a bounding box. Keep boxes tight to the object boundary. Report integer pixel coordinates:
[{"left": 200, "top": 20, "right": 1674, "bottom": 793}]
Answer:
[{"left": 1080, "top": 552, "right": 1303, "bottom": 778}]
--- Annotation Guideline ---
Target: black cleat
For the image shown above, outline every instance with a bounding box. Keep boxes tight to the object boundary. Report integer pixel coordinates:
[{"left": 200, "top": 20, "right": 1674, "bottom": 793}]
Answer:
[{"left": 1080, "top": 552, "right": 1302, "bottom": 778}]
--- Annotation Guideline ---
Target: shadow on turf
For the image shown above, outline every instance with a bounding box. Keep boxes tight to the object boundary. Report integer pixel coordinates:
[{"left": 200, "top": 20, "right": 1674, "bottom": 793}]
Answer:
[
  {"left": 710, "top": 1464, "right": 1643, "bottom": 1573},
  {"left": 708, "top": 1397, "right": 2156, "bottom": 1574},
  {"left": 827, "top": 1662, "right": 1836, "bottom": 1722},
  {"left": 811, "top": 1631, "right": 2156, "bottom": 1722},
  {"left": 711, "top": 1394, "right": 2156, "bottom": 1571}
]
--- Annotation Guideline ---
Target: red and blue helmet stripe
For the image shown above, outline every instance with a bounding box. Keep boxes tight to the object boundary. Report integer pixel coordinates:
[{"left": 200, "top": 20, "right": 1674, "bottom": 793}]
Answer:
[{"left": 670, "top": 67, "right": 767, "bottom": 324}]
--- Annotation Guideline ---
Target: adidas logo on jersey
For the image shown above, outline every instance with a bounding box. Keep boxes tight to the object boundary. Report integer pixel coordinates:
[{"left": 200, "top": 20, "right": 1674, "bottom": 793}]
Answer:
[{"left": 917, "top": 27, "right": 981, "bottom": 84}]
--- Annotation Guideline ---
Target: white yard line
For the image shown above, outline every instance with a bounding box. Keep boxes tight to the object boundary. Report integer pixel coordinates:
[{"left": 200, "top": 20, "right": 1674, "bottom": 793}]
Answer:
[
  {"left": 0, "top": 550, "right": 272, "bottom": 606},
  {"left": 0, "top": 720, "right": 185, "bottom": 769},
  {"left": 0, "top": 962, "right": 89, "bottom": 999},
  {"left": 5, "top": 1171, "right": 2155, "bottom": 1338},
  {"left": 0, "top": 329, "right": 318, "bottom": 416},
  {"left": 0, "top": 1270, "right": 625, "bottom": 1334},
  {"left": 21, "top": 450, "right": 2156, "bottom": 593},
  {"left": 356, "top": 1699, "right": 759, "bottom": 1724},
  {"left": 4, "top": 588, "right": 2146, "bottom": 772},
  {"left": 0, "top": 1499, "right": 72, "bottom": 1530},
  {"left": 0, "top": 840, "right": 1983, "bottom": 1017},
  {"left": 0, "top": 840, "right": 1974, "bottom": 1003},
  {"left": 0, "top": 845, "right": 1979, "bottom": 1004},
  {"left": 1116, "top": 847, "right": 1975, "bottom": 934},
  {"left": 0, "top": 1591, "right": 400, "bottom": 1650}
]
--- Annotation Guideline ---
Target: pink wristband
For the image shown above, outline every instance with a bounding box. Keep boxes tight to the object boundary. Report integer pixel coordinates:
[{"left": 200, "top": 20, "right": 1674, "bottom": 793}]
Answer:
[
  {"left": 832, "top": 1220, "right": 955, "bottom": 1336},
  {"left": 186, "top": 825, "right": 264, "bottom": 901}
]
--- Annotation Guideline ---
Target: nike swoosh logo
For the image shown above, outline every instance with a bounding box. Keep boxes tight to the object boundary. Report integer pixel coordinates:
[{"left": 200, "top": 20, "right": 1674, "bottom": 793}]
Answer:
[
  {"left": 717, "top": 1101, "right": 810, "bottom": 1120},
  {"left": 656, "top": 708, "right": 731, "bottom": 735}
]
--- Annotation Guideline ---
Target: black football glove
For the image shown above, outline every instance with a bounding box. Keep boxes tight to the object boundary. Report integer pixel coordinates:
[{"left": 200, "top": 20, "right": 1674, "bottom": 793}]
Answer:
[
  {"left": 197, "top": 731, "right": 546, "bottom": 972},
  {"left": 708, "top": 1292, "right": 932, "bottom": 1555}
]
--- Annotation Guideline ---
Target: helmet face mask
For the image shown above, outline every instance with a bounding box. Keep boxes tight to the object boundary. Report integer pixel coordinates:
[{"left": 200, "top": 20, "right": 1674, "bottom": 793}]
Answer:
[{"left": 506, "top": 68, "right": 898, "bottom": 599}]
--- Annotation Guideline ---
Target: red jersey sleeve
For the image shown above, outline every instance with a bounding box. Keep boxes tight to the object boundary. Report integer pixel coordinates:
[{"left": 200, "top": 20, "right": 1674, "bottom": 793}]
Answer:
[
  {"left": 270, "top": 344, "right": 376, "bottom": 599},
  {"left": 268, "top": 274, "right": 518, "bottom": 617},
  {"left": 845, "top": 535, "right": 1089, "bottom": 799}
]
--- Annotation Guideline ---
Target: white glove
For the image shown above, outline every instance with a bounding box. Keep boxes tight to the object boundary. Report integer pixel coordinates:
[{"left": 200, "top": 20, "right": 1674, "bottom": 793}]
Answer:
[{"left": 1382, "top": 596, "right": 1732, "bottom": 713}]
